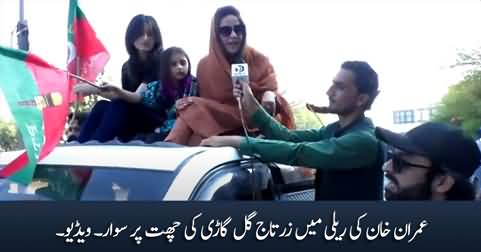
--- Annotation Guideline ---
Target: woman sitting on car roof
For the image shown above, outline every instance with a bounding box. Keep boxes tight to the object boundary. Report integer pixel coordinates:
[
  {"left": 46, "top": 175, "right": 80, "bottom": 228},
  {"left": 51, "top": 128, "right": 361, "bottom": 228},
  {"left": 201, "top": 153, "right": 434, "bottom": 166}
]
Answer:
[
  {"left": 164, "top": 6, "right": 295, "bottom": 146},
  {"left": 75, "top": 46, "right": 198, "bottom": 143}
]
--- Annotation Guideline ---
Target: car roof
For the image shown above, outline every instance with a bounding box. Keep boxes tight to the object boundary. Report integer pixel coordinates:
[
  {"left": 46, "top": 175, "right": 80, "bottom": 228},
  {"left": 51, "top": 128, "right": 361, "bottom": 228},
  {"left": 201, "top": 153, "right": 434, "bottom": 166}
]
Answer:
[{"left": 0, "top": 141, "right": 242, "bottom": 172}]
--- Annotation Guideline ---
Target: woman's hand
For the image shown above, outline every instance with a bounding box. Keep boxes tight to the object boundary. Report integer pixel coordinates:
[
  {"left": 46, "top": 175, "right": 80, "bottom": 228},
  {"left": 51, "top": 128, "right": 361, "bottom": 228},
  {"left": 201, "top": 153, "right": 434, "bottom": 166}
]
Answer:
[
  {"left": 233, "top": 79, "right": 259, "bottom": 116},
  {"left": 232, "top": 79, "right": 244, "bottom": 100},
  {"left": 98, "top": 83, "right": 122, "bottom": 100},
  {"left": 261, "top": 91, "right": 276, "bottom": 116},
  {"left": 175, "top": 97, "right": 193, "bottom": 111},
  {"left": 73, "top": 82, "right": 100, "bottom": 96}
]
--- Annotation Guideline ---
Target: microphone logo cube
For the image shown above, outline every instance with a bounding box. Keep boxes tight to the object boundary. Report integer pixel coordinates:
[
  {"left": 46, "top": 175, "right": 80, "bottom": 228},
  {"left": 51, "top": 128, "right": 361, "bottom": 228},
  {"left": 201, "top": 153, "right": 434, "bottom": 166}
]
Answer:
[{"left": 231, "top": 63, "right": 249, "bottom": 84}]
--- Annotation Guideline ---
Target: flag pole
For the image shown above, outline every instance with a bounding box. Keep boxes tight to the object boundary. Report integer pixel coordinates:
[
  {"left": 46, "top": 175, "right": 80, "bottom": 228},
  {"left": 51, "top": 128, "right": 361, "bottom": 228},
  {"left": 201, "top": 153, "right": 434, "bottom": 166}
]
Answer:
[
  {"left": 16, "top": 0, "right": 29, "bottom": 51},
  {"left": 67, "top": 72, "right": 100, "bottom": 88},
  {"left": 19, "top": 0, "right": 24, "bottom": 21},
  {"left": 13, "top": 0, "right": 28, "bottom": 150},
  {"left": 65, "top": 70, "right": 99, "bottom": 143}
]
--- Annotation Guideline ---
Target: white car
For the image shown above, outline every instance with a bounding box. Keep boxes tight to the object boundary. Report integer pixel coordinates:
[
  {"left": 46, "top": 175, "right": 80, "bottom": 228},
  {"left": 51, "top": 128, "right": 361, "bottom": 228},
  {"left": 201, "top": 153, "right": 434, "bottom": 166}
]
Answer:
[{"left": 0, "top": 141, "right": 314, "bottom": 201}]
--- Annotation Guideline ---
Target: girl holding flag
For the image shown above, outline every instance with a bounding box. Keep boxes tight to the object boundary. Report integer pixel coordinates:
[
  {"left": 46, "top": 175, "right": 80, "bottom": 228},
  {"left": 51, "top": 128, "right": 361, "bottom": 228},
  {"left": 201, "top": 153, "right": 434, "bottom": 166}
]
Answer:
[
  {"left": 74, "top": 14, "right": 164, "bottom": 142},
  {"left": 75, "top": 47, "right": 197, "bottom": 143}
]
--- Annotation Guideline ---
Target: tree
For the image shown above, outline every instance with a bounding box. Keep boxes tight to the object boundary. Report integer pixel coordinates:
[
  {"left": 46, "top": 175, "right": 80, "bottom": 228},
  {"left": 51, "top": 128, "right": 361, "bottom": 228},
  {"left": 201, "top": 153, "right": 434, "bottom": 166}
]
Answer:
[
  {"left": 0, "top": 120, "right": 20, "bottom": 151},
  {"left": 432, "top": 49, "right": 481, "bottom": 137},
  {"left": 453, "top": 48, "right": 481, "bottom": 69},
  {"left": 70, "top": 94, "right": 98, "bottom": 114}
]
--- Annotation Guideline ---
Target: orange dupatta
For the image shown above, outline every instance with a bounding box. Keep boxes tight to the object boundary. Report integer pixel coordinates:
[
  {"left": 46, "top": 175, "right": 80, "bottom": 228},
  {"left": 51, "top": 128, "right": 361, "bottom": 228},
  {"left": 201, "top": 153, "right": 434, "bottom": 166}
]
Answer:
[{"left": 165, "top": 16, "right": 294, "bottom": 145}]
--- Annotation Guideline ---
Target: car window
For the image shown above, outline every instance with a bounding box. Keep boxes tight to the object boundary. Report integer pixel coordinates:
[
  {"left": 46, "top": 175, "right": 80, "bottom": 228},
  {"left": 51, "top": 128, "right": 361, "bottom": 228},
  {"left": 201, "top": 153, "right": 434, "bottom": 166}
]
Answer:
[
  {"left": 81, "top": 168, "right": 174, "bottom": 201},
  {"left": 0, "top": 164, "right": 175, "bottom": 201},
  {"left": 191, "top": 161, "right": 272, "bottom": 200}
]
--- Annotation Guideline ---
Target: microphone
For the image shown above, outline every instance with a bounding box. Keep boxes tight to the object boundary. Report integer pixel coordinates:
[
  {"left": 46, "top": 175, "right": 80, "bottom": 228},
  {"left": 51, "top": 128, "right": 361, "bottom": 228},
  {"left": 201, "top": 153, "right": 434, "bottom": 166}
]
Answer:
[
  {"left": 231, "top": 58, "right": 256, "bottom": 200},
  {"left": 231, "top": 59, "right": 251, "bottom": 140},
  {"left": 231, "top": 59, "right": 249, "bottom": 103}
]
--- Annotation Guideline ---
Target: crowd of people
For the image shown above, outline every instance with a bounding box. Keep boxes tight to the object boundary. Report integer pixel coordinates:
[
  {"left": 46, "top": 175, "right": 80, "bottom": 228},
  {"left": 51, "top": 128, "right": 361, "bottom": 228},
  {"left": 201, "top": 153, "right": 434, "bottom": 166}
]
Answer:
[{"left": 71, "top": 6, "right": 481, "bottom": 201}]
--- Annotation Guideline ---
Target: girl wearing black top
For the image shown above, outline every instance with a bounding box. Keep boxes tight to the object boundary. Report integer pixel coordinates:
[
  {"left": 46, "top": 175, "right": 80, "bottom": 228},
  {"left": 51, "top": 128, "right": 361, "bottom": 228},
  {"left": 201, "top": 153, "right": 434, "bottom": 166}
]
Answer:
[
  {"left": 121, "top": 14, "right": 163, "bottom": 92},
  {"left": 75, "top": 14, "right": 164, "bottom": 143}
]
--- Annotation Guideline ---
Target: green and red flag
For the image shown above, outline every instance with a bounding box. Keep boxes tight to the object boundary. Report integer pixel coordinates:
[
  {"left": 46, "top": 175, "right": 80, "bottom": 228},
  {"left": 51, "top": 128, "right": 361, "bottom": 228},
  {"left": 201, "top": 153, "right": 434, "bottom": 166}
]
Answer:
[
  {"left": 0, "top": 46, "right": 70, "bottom": 185},
  {"left": 67, "top": 0, "right": 109, "bottom": 102}
]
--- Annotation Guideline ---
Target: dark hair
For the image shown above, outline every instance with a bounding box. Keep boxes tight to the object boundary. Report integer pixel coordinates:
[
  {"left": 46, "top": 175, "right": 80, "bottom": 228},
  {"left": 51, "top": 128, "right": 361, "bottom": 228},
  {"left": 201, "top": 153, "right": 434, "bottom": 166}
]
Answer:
[
  {"left": 125, "top": 14, "right": 163, "bottom": 57},
  {"left": 446, "top": 177, "right": 476, "bottom": 200},
  {"left": 341, "top": 61, "right": 379, "bottom": 110},
  {"left": 427, "top": 169, "right": 476, "bottom": 200},
  {"left": 159, "top": 47, "right": 192, "bottom": 101},
  {"left": 213, "top": 6, "right": 246, "bottom": 62},
  {"left": 159, "top": 47, "right": 191, "bottom": 82},
  {"left": 122, "top": 15, "right": 163, "bottom": 92}
]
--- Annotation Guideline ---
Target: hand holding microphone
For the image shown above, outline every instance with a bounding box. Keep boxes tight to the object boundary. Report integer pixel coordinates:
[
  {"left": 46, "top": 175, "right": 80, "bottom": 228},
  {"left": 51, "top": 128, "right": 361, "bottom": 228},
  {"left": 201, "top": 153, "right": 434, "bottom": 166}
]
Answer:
[
  {"left": 231, "top": 61, "right": 252, "bottom": 139},
  {"left": 231, "top": 62, "right": 258, "bottom": 117},
  {"left": 231, "top": 62, "right": 249, "bottom": 100},
  {"left": 232, "top": 79, "right": 244, "bottom": 100}
]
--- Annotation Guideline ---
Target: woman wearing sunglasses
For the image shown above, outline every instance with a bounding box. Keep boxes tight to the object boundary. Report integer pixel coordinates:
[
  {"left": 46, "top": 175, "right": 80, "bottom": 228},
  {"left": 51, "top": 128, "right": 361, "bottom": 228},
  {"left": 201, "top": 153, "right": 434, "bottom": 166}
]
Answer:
[{"left": 165, "top": 5, "right": 295, "bottom": 145}]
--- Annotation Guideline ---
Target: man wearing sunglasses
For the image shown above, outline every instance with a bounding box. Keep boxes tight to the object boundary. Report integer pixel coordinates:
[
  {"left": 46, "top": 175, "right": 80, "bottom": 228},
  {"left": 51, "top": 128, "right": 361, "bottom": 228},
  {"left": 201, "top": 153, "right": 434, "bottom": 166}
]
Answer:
[{"left": 376, "top": 122, "right": 481, "bottom": 200}]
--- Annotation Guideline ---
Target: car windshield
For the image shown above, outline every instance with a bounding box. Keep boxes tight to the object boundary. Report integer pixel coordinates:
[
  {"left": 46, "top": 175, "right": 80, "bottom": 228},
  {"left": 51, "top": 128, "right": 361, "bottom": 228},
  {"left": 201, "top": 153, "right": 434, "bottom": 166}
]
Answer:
[{"left": 0, "top": 164, "right": 176, "bottom": 201}]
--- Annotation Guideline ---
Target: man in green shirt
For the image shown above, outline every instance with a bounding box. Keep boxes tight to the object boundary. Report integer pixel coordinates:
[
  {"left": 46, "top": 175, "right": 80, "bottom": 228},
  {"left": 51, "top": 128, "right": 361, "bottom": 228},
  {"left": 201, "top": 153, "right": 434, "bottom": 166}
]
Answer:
[{"left": 201, "top": 61, "right": 384, "bottom": 200}]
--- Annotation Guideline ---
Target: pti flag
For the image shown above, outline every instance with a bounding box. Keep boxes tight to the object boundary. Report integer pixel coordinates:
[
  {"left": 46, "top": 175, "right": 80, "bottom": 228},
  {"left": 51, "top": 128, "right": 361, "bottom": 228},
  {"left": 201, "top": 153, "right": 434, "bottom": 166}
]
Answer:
[
  {"left": 67, "top": 0, "right": 109, "bottom": 101},
  {"left": 0, "top": 46, "right": 70, "bottom": 184}
]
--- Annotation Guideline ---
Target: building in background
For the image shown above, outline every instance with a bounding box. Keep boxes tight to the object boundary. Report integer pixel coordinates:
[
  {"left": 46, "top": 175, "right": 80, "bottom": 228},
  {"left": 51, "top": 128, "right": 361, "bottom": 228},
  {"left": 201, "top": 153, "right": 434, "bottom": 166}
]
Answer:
[{"left": 391, "top": 105, "right": 438, "bottom": 133}]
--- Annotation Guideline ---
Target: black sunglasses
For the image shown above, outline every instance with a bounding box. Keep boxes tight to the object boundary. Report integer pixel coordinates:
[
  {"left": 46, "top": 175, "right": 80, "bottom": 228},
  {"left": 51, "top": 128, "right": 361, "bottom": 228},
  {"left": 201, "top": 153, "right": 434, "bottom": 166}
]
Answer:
[
  {"left": 218, "top": 25, "right": 245, "bottom": 37},
  {"left": 387, "top": 150, "right": 432, "bottom": 173}
]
